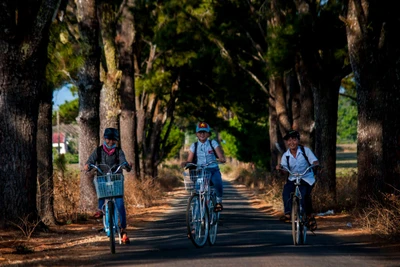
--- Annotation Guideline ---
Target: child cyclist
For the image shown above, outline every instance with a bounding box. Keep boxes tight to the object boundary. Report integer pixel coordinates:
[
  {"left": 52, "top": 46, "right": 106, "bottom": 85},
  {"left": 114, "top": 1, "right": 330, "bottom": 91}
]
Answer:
[
  {"left": 84, "top": 128, "right": 133, "bottom": 244},
  {"left": 181, "top": 122, "right": 226, "bottom": 211},
  {"left": 276, "top": 129, "right": 319, "bottom": 229}
]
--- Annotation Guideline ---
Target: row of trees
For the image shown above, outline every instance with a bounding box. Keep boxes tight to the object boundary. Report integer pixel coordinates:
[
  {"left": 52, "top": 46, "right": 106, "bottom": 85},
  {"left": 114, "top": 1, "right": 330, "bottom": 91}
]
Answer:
[{"left": 0, "top": 0, "right": 399, "bottom": 228}]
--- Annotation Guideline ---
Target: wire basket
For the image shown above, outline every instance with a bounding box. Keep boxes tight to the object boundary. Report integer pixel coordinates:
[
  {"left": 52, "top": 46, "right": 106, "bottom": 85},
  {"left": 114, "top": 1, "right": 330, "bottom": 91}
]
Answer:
[
  {"left": 93, "top": 174, "right": 124, "bottom": 199},
  {"left": 183, "top": 169, "right": 211, "bottom": 192}
]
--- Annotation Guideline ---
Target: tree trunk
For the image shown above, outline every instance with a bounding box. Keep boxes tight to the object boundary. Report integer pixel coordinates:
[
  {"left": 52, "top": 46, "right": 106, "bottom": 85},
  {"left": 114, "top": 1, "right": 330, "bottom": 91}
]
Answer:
[
  {"left": 293, "top": 0, "right": 351, "bottom": 210},
  {"left": 98, "top": 2, "right": 121, "bottom": 134},
  {"left": 345, "top": 0, "right": 400, "bottom": 207},
  {"left": 0, "top": 1, "right": 59, "bottom": 227},
  {"left": 37, "top": 85, "right": 57, "bottom": 226},
  {"left": 76, "top": 0, "right": 102, "bottom": 213},
  {"left": 269, "top": 75, "right": 290, "bottom": 170},
  {"left": 117, "top": 0, "right": 138, "bottom": 180}
]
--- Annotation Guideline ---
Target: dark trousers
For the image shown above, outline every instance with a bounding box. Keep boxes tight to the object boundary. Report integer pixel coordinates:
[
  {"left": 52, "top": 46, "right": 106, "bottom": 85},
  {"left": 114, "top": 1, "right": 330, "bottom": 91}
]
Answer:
[{"left": 282, "top": 180, "right": 314, "bottom": 216}]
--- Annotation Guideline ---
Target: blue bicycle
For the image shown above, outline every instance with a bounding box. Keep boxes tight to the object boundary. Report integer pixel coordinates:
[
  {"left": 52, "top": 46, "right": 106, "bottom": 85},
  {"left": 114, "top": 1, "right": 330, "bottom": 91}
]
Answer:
[{"left": 88, "top": 162, "right": 130, "bottom": 254}]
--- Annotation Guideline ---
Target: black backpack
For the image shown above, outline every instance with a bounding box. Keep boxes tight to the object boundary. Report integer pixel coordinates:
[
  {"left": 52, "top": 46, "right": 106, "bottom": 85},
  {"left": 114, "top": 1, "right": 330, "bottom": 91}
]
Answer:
[
  {"left": 192, "top": 140, "right": 218, "bottom": 164},
  {"left": 286, "top": 145, "right": 310, "bottom": 171}
]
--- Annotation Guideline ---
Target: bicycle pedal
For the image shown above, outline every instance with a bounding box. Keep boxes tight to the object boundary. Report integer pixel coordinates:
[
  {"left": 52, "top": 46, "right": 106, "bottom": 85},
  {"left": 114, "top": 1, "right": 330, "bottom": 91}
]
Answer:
[{"left": 97, "top": 228, "right": 105, "bottom": 233}]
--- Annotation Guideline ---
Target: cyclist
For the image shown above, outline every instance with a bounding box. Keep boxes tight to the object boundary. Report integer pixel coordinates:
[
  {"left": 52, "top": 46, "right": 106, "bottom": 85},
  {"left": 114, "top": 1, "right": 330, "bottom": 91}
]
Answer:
[
  {"left": 181, "top": 122, "right": 226, "bottom": 211},
  {"left": 276, "top": 130, "right": 319, "bottom": 224},
  {"left": 84, "top": 127, "right": 133, "bottom": 244}
]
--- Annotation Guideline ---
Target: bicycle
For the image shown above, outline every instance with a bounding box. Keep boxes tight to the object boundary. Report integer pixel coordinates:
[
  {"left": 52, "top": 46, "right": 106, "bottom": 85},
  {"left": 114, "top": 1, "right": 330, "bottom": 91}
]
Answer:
[
  {"left": 87, "top": 162, "right": 131, "bottom": 254},
  {"left": 183, "top": 160, "right": 222, "bottom": 248},
  {"left": 279, "top": 164, "right": 318, "bottom": 245}
]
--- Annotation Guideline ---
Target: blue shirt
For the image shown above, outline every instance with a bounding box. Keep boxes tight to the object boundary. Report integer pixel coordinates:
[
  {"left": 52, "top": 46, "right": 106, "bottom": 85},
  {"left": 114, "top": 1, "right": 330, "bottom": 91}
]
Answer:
[
  {"left": 280, "top": 146, "right": 318, "bottom": 185},
  {"left": 190, "top": 139, "right": 220, "bottom": 168}
]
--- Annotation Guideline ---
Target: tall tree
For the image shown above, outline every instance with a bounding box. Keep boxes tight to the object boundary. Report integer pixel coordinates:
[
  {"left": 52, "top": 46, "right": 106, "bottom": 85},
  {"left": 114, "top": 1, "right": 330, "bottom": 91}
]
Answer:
[
  {"left": 344, "top": 0, "right": 400, "bottom": 207},
  {"left": 292, "top": 0, "right": 351, "bottom": 210},
  {"left": 116, "top": 0, "right": 138, "bottom": 180},
  {"left": 76, "top": 0, "right": 102, "bottom": 213},
  {"left": 38, "top": 1, "right": 81, "bottom": 225},
  {"left": 0, "top": 0, "right": 60, "bottom": 227}
]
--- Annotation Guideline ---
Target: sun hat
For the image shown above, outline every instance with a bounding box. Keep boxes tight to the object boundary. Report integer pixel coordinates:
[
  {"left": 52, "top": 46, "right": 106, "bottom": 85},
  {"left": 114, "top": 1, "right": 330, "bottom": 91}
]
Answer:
[{"left": 196, "top": 122, "right": 210, "bottom": 133}]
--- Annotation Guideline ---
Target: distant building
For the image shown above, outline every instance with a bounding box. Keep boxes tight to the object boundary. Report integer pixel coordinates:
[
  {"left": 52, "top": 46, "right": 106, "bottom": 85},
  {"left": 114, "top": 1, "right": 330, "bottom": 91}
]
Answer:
[
  {"left": 52, "top": 132, "right": 68, "bottom": 154},
  {"left": 52, "top": 124, "right": 80, "bottom": 155}
]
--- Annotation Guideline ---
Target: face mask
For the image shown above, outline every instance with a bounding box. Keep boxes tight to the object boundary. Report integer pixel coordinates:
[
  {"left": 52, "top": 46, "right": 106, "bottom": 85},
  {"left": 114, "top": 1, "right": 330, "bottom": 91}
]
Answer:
[{"left": 104, "top": 141, "right": 116, "bottom": 149}]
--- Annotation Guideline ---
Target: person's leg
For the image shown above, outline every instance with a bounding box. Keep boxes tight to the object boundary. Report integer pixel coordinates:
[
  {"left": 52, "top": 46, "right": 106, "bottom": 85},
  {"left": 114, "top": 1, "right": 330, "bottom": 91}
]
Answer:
[
  {"left": 114, "top": 197, "right": 127, "bottom": 229},
  {"left": 282, "top": 181, "right": 295, "bottom": 215},
  {"left": 98, "top": 198, "right": 105, "bottom": 211},
  {"left": 305, "top": 184, "right": 314, "bottom": 217},
  {"left": 210, "top": 168, "right": 223, "bottom": 203},
  {"left": 115, "top": 197, "right": 130, "bottom": 243},
  {"left": 298, "top": 183, "right": 311, "bottom": 215},
  {"left": 209, "top": 168, "right": 223, "bottom": 211}
]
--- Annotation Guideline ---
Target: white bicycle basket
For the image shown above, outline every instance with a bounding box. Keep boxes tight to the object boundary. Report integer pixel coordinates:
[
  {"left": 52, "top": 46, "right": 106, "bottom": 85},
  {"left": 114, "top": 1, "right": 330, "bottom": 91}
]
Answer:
[{"left": 183, "top": 169, "right": 211, "bottom": 192}]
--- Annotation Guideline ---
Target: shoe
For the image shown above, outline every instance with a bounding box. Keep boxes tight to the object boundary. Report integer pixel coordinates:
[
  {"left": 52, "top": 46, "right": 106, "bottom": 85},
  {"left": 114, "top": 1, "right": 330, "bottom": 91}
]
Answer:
[
  {"left": 307, "top": 217, "right": 317, "bottom": 231},
  {"left": 121, "top": 231, "right": 130, "bottom": 244},
  {"left": 214, "top": 203, "right": 223, "bottom": 212},
  {"left": 279, "top": 214, "right": 291, "bottom": 222},
  {"left": 93, "top": 211, "right": 103, "bottom": 219},
  {"left": 187, "top": 229, "right": 195, "bottom": 239}
]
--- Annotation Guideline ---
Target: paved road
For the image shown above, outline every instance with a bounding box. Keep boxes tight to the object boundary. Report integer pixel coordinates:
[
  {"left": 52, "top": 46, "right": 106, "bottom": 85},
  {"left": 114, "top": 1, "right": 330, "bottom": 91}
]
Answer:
[{"left": 26, "top": 179, "right": 400, "bottom": 267}]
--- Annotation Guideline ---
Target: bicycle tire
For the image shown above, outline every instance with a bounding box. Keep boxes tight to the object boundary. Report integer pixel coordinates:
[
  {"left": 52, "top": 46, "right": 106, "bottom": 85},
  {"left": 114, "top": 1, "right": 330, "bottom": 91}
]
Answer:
[
  {"left": 208, "top": 193, "right": 219, "bottom": 246},
  {"left": 186, "top": 194, "right": 209, "bottom": 248},
  {"left": 108, "top": 201, "right": 116, "bottom": 254},
  {"left": 291, "top": 197, "right": 303, "bottom": 245}
]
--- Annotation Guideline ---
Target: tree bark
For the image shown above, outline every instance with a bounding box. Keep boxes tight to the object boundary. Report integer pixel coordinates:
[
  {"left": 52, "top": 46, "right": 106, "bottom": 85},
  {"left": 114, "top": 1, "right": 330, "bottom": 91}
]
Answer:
[
  {"left": 117, "top": 0, "right": 138, "bottom": 180},
  {"left": 37, "top": 85, "right": 57, "bottom": 226},
  {"left": 76, "top": 0, "right": 102, "bottom": 213},
  {"left": 98, "top": 2, "right": 121, "bottom": 134},
  {"left": 293, "top": 0, "right": 351, "bottom": 210},
  {"left": 0, "top": 0, "right": 59, "bottom": 227},
  {"left": 344, "top": 0, "right": 400, "bottom": 207}
]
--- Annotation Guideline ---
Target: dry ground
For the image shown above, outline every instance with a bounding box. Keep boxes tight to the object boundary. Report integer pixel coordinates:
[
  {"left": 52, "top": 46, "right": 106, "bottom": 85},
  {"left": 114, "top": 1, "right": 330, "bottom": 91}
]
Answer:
[{"left": 0, "top": 175, "right": 397, "bottom": 266}]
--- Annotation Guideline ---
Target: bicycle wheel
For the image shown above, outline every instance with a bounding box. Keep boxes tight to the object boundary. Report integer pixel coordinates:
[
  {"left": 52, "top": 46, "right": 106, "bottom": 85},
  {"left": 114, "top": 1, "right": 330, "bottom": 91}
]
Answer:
[
  {"left": 186, "top": 194, "right": 209, "bottom": 248},
  {"left": 291, "top": 197, "right": 303, "bottom": 245},
  {"left": 108, "top": 201, "right": 116, "bottom": 254},
  {"left": 208, "top": 193, "right": 219, "bottom": 246}
]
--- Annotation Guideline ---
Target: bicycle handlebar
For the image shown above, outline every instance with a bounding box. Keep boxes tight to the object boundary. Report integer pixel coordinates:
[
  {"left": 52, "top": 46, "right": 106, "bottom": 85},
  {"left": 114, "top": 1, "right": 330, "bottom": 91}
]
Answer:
[
  {"left": 184, "top": 160, "right": 222, "bottom": 170},
  {"left": 87, "top": 162, "right": 131, "bottom": 175},
  {"left": 279, "top": 164, "right": 319, "bottom": 177}
]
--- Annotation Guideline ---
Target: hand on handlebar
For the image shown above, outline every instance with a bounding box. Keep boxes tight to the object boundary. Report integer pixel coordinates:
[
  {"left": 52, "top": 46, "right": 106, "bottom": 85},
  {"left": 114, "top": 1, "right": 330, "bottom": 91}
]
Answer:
[{"left": 123, "top": 161, "right": 133, "bottom": 172}]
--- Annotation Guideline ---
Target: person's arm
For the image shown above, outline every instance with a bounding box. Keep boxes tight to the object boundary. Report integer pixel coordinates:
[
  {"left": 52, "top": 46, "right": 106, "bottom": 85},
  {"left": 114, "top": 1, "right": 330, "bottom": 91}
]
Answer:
[
  {"left": 215, "top": 146, "right": 226, "bottom": 163},
  {"left": 276, "top": 154, "right": 288, "bottom": 173},
  {"left": 119, "top": 149, "right": 132, "bottom": 172},
  {"left": 84, "top": 148, "right": 98, "bottom": 171},
  {"left": 181, "top": 150, "right": 194, "bottom": 168},
  {"left": 305, "top": 147, "right": 319, "bottom": 169}
]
